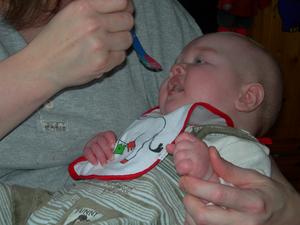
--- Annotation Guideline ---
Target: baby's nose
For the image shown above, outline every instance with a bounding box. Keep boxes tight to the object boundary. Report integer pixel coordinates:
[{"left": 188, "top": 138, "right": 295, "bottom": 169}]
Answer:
[
  {"left": 168, "top": 64, "right": 185, "bottom": 87},
  {"left": 170, "top": 63, "right": 186, "bottom": 76}
]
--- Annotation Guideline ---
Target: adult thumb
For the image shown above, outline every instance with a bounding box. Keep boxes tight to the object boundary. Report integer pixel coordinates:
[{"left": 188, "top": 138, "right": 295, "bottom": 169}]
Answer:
[{"left": 209, "top": 147, "right": 263, "bottom": 187}]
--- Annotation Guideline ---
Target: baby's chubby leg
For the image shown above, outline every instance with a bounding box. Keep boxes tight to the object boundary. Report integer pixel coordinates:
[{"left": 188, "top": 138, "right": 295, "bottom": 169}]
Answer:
[{"left": 166, "top": 132, "right": 218, "bottom": 182}]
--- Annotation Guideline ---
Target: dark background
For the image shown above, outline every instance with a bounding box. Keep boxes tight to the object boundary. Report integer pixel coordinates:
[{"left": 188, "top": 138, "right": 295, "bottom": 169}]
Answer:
[{"left": 178, "top": 0, "right": 218, "bottom": 34}]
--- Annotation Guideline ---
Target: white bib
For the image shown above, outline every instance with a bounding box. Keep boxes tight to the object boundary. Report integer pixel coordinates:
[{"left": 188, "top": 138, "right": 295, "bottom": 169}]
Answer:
[{"left": 69, "top": 103, "right": 233, "bottom": 180}]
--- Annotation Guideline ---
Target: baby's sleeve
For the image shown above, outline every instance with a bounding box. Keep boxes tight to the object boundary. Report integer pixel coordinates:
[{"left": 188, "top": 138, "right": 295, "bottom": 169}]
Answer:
[{"left": 205, "top": 134, "right": 271, "bottom": 177}]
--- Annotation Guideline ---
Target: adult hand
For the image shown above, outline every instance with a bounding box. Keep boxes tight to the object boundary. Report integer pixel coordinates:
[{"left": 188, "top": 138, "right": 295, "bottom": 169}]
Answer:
[
  {"left": 0, "top": 0, "right": 134, "bottom": 138},
  {"left": 22, "top": 0, "right": 134, "bottom": 90},
  {"left": 179, "top": 148, "right": 300, "bottom": 225}
]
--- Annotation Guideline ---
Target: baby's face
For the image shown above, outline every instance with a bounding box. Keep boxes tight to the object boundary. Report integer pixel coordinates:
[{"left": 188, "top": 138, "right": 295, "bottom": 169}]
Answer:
[{"left": 159, "top": 33, "right": 245, "bottom": 114}]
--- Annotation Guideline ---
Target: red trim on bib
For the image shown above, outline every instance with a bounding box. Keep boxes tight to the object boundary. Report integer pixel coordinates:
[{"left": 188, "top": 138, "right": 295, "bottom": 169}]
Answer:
[
  {"left": 69, "top": 102, "right": 235, "bottom": 181},
  {"left": 69, "top": 156, "right": 160, "bottom": 181}
]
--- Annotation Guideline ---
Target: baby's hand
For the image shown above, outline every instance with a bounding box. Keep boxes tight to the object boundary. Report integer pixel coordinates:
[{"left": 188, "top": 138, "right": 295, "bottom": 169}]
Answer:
[
  {"left": 83, "top": 131, "right": 117, "bottom": 165},
  {"left": 166, "top": 132, "right": 213, "bottom": 179}
]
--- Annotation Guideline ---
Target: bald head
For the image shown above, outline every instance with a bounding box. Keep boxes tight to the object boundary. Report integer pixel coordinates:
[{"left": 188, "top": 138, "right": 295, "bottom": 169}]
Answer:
[{"left": 192, "top": 32, "right": 283, "bottom": 135}]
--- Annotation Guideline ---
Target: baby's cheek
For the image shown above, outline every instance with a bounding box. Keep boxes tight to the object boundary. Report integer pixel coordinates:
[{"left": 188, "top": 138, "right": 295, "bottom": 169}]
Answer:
[{"left": 158, "top": 84, "right": 167, "bottom": 112}]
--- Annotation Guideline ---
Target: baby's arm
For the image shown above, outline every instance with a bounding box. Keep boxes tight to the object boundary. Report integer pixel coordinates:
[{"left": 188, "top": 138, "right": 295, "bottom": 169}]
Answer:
[
  {"left": 166, "top": 132, "right": 219, "bottom": 182},
  {"left": 83, "top": 130, "right": 117, "bottom": 165}
]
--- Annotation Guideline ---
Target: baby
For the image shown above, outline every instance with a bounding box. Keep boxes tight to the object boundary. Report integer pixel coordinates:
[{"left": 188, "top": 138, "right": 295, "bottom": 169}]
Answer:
[
  {"left": 83, "top": 32, "right": 282, "bottom": 182},
  {"left": 25, "top": 32, "right": 282, "bottom": 224}
]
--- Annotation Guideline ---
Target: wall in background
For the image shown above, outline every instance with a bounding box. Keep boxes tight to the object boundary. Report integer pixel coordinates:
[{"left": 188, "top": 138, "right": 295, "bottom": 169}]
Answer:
[
  {"left": 251, "top": 1, "right": 300, "bottom": 140},
  {"left": 251, "top": 0, "right": 300, "bottom": 191}
]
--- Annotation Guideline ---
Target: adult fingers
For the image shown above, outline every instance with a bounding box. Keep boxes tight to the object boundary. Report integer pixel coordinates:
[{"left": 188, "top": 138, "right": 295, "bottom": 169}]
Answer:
[
  {"left": 179, "top": 176, "right": 262, "bottom": 212},
  {"left": 185, "top": 212, "right": 197, "bottom": 225},
  {"left": 94, "top": 12, "right": 134, "bottom": 33},
  {"left": 105, "top": 31, "right": 132, "bottom": 51},
  {"left": 87, "top": 0, "right": 131, "bottom": 13},
  {"left": 90, "top": 50, "right": 126, "bottom": 76},
  {"left": 183, "top": 194, "right": 243, "bottom": 225},
  {"left": 209, "top": 147, "right": 267, "bottom": 187},
  {"left": 98, "top": 51, "right": 126, "bottom": 74}
]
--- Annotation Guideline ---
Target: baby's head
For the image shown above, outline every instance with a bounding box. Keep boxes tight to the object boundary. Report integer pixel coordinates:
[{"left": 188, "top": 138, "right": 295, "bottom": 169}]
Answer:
[{"left": 159, "top": 32, "right": 282, "bottom": 136}]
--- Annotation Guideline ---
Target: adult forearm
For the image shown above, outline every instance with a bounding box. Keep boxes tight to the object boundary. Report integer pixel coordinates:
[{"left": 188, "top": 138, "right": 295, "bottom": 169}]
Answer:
[{"left": 0, "top": 51, "right": 58, "bottom": 139}]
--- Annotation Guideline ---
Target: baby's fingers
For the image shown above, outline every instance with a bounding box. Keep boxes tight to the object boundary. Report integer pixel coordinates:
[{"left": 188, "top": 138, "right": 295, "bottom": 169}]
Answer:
[
  {"left": 175, "top": 132, "right": 198, "bottom": 144},
  {"left": 175, "top": 158, "right": 193, "bottom": 176},
  {"left": 91, "top": 143, "right": 109, "bottom": 165},
  {"left": 84, "top": 147, "right": 98, "bottom": 165},
  {"left": 166, "top": 143, "right": 176, "bottom": 154},
  {"left": 95, "top": 135, "right": 115, "bottom": 161},
  {"left": 102, "top": 131, "right": 117, "bottom": 147}
]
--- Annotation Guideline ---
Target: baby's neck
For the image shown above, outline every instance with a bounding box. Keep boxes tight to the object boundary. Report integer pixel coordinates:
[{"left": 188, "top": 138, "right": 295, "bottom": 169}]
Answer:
[{"left": 234, "top": 116, "right": 260, "bottom": 137}]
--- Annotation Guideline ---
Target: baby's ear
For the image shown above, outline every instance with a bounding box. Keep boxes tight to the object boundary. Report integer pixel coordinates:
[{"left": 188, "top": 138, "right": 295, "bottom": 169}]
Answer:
[{"left": 235, "top": 83, "right": 264, "bottom": 112}]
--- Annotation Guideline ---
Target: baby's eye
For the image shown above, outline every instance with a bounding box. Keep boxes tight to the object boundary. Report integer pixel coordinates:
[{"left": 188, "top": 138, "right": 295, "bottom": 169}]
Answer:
[{"left": 194, "top": 57, "right": 205, "bottom": 64}]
